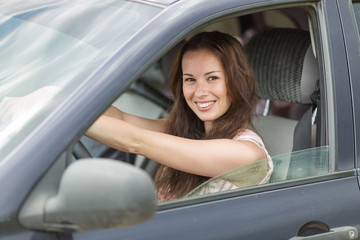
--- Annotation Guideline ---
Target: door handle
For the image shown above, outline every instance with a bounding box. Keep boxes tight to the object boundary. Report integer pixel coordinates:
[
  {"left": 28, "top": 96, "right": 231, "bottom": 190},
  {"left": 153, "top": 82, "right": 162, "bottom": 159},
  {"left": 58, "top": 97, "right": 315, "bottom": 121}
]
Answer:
[{"left": 290, "top": 226, "right": 358, "bottom": 240}]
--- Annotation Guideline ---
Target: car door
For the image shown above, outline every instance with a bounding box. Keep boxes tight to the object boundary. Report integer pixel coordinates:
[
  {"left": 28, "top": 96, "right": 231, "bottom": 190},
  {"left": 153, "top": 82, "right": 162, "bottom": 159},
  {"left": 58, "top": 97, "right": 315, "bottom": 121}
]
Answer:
[{"left": 71, "top": 0, "right": 360, "bottom": 239}]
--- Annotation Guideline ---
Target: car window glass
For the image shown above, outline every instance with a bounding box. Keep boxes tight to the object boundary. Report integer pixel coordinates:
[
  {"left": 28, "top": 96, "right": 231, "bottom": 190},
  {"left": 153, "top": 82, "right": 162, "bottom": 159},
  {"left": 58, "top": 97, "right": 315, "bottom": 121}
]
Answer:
[
  {"left": 185, "top": 146, "right": 329, "bottom": 198},
  {"left": 185, "top": 158, "right": 269, "bottom": 198},
  {"left": 0, "top": 1, "right": 162, "bottom": 161}
]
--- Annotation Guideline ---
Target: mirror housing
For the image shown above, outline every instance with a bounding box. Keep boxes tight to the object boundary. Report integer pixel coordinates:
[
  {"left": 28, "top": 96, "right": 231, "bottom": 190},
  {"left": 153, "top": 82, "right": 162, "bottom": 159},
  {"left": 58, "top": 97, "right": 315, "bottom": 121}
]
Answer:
[{"left": 19, "top": 159, "right": 157, "bottom": 232}]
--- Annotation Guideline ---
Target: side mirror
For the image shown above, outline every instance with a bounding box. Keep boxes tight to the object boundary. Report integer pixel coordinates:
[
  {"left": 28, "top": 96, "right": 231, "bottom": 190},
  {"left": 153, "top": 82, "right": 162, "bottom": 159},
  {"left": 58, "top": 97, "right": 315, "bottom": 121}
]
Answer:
[{"left": 19, "top": 159, "right": 157, "bottom": 232}]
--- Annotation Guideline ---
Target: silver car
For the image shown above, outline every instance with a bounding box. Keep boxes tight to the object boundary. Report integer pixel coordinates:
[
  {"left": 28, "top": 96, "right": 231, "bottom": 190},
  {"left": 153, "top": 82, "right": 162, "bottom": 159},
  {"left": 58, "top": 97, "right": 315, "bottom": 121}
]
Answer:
[{"left": 1, "top": 0, "right": 360, "bottom": 239}]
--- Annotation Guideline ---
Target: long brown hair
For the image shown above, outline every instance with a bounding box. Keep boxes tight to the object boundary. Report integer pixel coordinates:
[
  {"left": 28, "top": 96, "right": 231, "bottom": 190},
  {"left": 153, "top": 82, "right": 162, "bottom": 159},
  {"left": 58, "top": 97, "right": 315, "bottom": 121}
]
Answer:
[{"left": 155, "top": 31, "right": 257, "bottom": 201}]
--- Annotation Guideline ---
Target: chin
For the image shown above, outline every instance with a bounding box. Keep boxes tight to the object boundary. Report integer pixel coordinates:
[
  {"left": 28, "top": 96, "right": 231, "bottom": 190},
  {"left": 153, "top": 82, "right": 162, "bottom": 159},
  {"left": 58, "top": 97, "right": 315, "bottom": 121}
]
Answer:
[{"left": 198, "top": 116, "right": 217, "bottom": 122}]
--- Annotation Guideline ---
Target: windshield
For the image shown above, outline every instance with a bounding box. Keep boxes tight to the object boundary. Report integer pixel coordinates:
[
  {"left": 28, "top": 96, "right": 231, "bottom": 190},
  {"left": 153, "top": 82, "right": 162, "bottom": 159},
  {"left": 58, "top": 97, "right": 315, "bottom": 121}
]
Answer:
[{"left": 0, "top": 0, "right": 162, "bottom": 160}]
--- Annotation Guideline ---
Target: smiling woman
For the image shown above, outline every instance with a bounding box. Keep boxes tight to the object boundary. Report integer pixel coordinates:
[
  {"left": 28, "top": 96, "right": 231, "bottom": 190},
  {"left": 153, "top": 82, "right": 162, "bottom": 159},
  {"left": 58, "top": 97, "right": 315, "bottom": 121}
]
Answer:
[
  {"left": 182, "top": 49, "right": 231, "bottom": 131},
  {"left": 86, "top": 31, "right": 273, "bottom": 202}
]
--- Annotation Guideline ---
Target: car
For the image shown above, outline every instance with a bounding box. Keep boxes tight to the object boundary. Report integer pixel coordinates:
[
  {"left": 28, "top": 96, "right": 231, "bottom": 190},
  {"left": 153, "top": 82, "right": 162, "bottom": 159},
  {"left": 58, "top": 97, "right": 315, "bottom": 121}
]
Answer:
[{"left": 1, "top": 0, "right": 360, "bottom": 239}]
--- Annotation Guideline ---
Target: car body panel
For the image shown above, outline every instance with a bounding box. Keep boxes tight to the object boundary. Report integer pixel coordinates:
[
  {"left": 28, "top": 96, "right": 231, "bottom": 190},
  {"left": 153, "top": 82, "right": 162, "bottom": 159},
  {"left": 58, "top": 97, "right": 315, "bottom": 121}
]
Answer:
[{"left": 75, "top": 174, "right": 360, "bottom": 240}]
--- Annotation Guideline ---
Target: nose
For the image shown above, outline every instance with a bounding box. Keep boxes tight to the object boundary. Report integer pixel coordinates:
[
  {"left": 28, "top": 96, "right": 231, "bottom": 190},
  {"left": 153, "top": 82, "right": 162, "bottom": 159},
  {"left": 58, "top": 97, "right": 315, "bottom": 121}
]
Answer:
[{"left": 194, "top": 80, "right": 208, "bottom": 97}]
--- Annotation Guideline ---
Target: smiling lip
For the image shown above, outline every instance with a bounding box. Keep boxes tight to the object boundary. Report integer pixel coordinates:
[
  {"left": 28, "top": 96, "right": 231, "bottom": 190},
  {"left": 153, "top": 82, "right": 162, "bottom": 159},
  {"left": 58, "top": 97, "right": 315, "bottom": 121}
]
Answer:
[{"left": 195, "top": 101, "right": 215, "bottom": 111}]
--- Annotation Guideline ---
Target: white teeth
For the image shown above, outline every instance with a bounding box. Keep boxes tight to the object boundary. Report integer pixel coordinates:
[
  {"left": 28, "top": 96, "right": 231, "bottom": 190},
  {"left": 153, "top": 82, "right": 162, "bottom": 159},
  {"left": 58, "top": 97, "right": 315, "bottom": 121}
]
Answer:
[{"left": 197, "top": 101, "right": 214, "bottom": 108}]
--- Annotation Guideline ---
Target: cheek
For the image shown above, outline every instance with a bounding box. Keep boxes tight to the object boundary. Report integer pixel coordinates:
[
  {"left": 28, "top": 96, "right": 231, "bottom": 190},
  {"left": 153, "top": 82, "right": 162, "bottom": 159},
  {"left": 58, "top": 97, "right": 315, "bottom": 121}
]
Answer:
[
  {"left": 182, "top": 85, "right": 192, "bottom": 100},
  {"left": 220, "top": 87, "right": 231, "bottom": 108},
  {"left": 215, "top": 84, "right": 229, "bottom": 100}
]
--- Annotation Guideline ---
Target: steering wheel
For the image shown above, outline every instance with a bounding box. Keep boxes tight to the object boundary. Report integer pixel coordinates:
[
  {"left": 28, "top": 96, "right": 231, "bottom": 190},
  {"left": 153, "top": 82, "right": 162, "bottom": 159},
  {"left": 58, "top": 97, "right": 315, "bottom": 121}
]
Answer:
[
  {"left": 72, "top": 139, "right": 136, "bottom": 165},
  {"left": 73, "top": 140, "right": 93, "bottom": 159}
]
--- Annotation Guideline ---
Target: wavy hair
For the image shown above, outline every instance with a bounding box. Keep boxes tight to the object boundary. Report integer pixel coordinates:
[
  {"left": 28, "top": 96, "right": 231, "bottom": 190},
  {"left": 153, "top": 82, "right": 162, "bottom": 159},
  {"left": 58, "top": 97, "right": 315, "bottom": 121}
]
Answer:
[{"left": 155, "top": 31, "right": 257, "bottom": 201}]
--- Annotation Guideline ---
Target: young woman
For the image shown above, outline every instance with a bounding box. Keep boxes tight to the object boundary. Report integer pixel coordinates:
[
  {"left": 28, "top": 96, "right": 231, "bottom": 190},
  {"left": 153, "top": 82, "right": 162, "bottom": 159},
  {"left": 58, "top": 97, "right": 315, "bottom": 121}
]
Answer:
[{"left": 86, "top": 31, "right": 273, "bottom": 201}]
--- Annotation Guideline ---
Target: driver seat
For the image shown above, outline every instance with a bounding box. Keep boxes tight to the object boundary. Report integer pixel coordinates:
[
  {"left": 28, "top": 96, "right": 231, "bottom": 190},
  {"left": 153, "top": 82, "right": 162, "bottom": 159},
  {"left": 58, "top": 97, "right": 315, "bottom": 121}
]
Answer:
[{"left": 245, "top": 28, "right": 318, "bottom": 182}]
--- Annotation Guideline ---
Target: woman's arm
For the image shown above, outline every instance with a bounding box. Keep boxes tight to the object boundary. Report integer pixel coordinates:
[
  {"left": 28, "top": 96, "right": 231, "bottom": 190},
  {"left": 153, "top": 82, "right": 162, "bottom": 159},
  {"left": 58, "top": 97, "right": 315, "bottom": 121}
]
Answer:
[
  {"left": 103, "top": 105, "right": 167, "bottom": 133},
  {"left": 86, "top": 115, "right": 265, "bottom": 177}
]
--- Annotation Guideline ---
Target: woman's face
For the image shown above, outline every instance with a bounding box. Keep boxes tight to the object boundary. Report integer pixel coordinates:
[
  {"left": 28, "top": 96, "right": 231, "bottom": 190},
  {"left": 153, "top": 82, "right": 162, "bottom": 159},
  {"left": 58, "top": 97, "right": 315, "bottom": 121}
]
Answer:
[{"left": 182, "top": 49, "right": 231, "bottom": 131}]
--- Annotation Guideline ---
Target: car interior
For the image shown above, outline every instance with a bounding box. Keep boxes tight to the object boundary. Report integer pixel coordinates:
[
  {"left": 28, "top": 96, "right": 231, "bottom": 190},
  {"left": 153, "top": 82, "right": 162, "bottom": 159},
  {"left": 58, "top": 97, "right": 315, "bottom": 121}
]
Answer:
[{"left": 73, "top": 5, "right": 329, "bottom": 200}]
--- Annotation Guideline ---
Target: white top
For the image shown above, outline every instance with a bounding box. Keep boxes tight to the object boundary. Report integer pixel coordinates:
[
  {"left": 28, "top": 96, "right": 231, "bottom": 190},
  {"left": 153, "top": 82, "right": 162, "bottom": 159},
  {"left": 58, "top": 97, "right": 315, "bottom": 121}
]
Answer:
[{"left": 187, "top": 129, "right": 273, "bottom": 197}]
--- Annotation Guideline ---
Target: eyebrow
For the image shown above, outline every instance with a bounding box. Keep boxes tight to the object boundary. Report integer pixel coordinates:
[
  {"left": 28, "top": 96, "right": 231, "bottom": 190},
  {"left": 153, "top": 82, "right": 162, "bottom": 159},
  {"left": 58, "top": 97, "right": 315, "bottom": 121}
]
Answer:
[
  {"left": 205, "top": 71, "right": 221, "bottom": 75},
  {"left": 182, "top": 71, "right": 221, "bottom": 77}
]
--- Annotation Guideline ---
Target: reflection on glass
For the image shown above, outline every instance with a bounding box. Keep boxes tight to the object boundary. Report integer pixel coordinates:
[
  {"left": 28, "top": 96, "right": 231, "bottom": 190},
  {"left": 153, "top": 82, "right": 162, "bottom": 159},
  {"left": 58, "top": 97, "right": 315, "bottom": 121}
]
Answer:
[
  {"left": 0, "top": 0, "right": 162, "bottom": 161},
  {"left": 186, "top": 158, "right": 269, "bottom": 198},
  {"left": 185, "top": 146, "right": 329, "bottom": 198}
]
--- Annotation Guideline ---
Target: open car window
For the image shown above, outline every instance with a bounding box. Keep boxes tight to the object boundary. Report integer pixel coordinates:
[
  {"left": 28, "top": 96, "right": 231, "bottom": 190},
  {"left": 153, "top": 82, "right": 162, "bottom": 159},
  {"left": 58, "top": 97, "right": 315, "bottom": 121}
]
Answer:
[{"left": 74, "top": 4, "right": 333, "bottom": 206}]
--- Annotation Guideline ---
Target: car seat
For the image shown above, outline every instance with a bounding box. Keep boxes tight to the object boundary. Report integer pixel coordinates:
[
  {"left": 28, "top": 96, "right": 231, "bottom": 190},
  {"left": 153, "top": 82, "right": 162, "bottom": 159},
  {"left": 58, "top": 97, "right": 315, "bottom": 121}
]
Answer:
[{"left": 244, "top": 28, "right": 319, "bottom": 182}]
